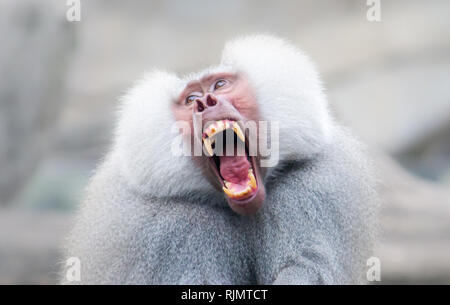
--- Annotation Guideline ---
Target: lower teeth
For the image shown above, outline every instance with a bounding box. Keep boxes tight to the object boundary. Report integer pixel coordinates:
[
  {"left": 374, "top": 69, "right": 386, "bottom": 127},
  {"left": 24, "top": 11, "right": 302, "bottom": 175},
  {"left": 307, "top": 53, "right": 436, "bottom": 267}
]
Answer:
[{"left": 222, "top": 169, "right": 257, "bottom": 199}]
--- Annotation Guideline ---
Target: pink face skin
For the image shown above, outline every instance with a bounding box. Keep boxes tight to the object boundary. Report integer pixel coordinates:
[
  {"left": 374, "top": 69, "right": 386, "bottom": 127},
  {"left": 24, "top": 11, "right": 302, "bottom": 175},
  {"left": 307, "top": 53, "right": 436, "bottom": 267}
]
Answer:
[
  {"left": 172, "top": 72, "right": 260, "bottom": 127},
  {"left": 172, "top": 72, "right": 266, "bottom": 214}
]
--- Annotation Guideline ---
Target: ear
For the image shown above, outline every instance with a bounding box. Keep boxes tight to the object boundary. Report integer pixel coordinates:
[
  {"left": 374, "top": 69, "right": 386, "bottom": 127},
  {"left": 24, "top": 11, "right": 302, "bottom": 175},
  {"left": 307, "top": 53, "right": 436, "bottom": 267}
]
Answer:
[
  {"left": 113, "top": 70, "right": 213, "bottom": 197},
  {"left": 221, "top": 34, "right": 334, "bottom": 165}
]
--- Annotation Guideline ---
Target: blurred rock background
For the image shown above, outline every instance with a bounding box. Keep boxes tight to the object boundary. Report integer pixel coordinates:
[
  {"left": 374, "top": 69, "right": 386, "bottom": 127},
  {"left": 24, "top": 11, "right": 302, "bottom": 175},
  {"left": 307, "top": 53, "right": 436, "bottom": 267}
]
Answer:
[{"left": 0, "top": 0, "right": 449, "bottom": 284}]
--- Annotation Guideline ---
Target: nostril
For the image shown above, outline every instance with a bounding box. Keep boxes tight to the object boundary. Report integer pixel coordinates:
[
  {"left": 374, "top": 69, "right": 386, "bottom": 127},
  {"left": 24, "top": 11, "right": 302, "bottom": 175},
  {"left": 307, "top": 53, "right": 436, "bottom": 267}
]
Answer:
[
  {"left": 196, "top": 100, "right": 205, "bottom": 112},
  {"left": 206, "top": 95, "right": 217, "bottom": 107}
]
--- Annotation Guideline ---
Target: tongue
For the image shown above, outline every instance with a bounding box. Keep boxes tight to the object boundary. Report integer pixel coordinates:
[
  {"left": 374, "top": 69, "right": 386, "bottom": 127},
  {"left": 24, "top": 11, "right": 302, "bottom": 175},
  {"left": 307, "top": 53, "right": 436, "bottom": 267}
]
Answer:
[{"left": 219, "top": 155, "right": 250, "bottom": 184}]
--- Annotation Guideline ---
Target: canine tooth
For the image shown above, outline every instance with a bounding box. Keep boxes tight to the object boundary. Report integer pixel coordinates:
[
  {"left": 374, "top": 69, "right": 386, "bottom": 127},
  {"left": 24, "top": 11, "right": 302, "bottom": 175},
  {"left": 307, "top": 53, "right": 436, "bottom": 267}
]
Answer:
[
  {"left": 223, "top": 186, "right": 235, "bottom": 198},
  {"left": 224, "top": 181, "right": 232, "bottom": 188},
  {"left": 233, "top": 122, "right": 245, "bottom": 142},
  {"left": 203, "top": 138, "right": 214, "bottom": 156},
  {"left": 248, "top": 171, "right": 257, "bottom": 189}
]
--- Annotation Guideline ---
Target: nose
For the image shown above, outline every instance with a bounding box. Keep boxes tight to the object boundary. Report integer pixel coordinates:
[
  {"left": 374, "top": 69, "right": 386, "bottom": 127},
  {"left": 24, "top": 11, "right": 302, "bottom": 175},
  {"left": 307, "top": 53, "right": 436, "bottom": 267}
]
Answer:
[{"left": 195, "top": 94, "right": 218, "bottom": 113}]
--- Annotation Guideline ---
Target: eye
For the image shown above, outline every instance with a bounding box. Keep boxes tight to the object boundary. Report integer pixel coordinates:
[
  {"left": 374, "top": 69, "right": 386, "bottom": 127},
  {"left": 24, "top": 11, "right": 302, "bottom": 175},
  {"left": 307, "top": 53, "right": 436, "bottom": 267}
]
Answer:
[
  {"left": 185, "top": 95, "right": 199, "bottom": 105},
  {"left": 213, "top": 79, "right": 228, "bottom": 90}
]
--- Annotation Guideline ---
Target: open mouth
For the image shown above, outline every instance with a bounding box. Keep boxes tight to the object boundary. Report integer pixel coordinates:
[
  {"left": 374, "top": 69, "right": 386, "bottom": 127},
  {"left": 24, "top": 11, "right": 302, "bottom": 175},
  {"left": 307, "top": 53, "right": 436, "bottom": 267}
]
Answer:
[{"left": 202, "top": 119, "right": 259, "bottom": 202}]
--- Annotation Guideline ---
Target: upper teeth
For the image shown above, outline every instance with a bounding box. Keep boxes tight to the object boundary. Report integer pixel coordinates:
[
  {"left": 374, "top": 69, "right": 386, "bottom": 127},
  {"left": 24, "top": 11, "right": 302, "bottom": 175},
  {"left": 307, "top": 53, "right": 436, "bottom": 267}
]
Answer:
[
  {"left": 202, "top": 120, "right": 245, "bottom": 156},
  {"left": 203, "top": 138, "right": 214, "bottom": 156}
]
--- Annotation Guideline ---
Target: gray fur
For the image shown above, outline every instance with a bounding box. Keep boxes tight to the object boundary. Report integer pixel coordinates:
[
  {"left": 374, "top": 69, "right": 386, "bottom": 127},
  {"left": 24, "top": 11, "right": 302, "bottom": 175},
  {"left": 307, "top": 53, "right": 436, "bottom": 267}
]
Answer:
[
  {"left": 62, "top": 127, "right": 377, "bottom": 284},
  {"left": 61, "top": 35, "right": 378, "bottom": 284}
]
